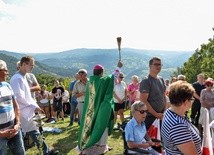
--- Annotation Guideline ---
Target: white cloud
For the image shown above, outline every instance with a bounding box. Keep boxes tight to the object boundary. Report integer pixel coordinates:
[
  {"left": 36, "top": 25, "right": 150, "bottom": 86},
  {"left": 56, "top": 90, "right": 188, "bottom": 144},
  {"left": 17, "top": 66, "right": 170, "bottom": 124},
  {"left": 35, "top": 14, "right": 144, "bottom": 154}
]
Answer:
[{"left": 0, "top": 0, "right": 214, "bottom": 53}]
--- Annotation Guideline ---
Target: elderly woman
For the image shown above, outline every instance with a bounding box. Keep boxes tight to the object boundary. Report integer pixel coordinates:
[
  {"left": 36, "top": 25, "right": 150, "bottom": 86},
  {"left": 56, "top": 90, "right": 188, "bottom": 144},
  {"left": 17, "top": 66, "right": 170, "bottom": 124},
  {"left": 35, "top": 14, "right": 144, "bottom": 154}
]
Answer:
[
  {"left": 125, "top": 101, "right": 159, "bottom": 155},
  {"left": 200, "top": 80, "right": 214, "bottom": 110},
  {"left": 114, "top": 72, "right": 127, "bottom": 124},
  {"left": 161, "top": 81, "right": 202, "bottom": 155},
  {"left": 199, "top": 80, "right": 214, "bottom": 125}
]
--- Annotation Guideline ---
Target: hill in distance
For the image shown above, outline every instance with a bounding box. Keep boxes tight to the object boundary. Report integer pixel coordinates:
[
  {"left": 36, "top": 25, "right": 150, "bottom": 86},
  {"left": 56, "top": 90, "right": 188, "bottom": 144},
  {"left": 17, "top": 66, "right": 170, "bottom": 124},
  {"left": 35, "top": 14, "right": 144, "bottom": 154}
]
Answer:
[{"left": 0, "top": 48, "right": 194, "bottom": 81}]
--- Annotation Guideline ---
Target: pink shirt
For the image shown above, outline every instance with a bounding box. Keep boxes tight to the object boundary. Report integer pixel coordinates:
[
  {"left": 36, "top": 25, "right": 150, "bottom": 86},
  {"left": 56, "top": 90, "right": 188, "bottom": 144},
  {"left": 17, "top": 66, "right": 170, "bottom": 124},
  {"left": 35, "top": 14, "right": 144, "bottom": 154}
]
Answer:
[{"left": 128, "top": 83, "right": 140, "bottom": 103}]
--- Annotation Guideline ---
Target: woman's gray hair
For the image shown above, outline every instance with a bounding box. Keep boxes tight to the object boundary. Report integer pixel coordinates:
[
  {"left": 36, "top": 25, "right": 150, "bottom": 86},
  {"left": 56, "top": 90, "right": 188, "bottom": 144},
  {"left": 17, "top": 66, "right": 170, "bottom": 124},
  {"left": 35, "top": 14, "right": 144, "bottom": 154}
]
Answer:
[
  {"left": 0, "top": 60, "right": 7, "bottom": 70},
  {"left": 131, "top": 101, "right": 146, "bottom": 115},
  {"left": 177, "top": 74, "right": 186, "bottom": 81}
]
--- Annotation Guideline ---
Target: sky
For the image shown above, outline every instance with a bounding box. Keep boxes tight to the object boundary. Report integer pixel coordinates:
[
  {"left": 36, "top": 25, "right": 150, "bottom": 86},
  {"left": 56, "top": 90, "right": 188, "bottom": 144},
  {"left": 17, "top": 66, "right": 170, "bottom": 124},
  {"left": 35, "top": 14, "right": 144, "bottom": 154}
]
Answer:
[{"left": 0, "top": 0, "right": 214, "bottom": 53}]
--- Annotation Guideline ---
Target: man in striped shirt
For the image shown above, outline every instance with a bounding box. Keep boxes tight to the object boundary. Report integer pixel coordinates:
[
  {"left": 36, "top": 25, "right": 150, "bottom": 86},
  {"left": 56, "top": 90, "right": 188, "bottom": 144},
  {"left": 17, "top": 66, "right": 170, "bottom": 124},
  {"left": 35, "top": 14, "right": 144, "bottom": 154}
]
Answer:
[{"left": 0, "top": 59, "right": 25, "bottom": 155}]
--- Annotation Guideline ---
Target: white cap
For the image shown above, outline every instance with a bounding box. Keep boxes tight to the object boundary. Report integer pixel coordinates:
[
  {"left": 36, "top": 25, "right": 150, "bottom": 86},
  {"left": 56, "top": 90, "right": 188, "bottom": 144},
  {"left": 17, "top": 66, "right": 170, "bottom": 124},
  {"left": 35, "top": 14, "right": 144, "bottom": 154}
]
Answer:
[{"left": 78, "top": 69, "right": 87, "bottom": 74}]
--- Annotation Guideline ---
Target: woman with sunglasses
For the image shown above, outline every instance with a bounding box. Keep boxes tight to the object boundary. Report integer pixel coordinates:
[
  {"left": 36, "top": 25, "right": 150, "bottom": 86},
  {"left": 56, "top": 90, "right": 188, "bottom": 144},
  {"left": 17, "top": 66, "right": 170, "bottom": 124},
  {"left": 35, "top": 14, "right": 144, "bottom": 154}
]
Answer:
[
  {"left": 161, "top": 81, "right": 201, "bottom": 155},
  {"left": 199, "top": 80, "right": 214, "bottom": 125},
  {"left": 125, "top": 101, "right": 160, "bottom": 155},
  {"left": 114, "top": 72, "right": 127, "bottom": 125}
]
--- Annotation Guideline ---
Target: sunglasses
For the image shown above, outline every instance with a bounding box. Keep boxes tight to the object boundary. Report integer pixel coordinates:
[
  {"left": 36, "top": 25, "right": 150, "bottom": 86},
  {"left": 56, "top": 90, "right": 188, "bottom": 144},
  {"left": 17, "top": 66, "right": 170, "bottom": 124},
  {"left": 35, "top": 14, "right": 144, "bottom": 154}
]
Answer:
[
  {"left": 207, "top": 85, "right": 213, "bottom": 87},
  {"left": 0, "top": 69, "right": 8, "bottom": 72},
  {"left": 152, "top": 63, "right": 163, "bottom": 67},
  {"left": 78, "top": 71, "right": 86, "bottom": 74},
  {"left": 119, "top": 76, "right": 124, "bottom": 78},
  {"left": 137, "top": 109, "right": 148, "bottom": 114}
]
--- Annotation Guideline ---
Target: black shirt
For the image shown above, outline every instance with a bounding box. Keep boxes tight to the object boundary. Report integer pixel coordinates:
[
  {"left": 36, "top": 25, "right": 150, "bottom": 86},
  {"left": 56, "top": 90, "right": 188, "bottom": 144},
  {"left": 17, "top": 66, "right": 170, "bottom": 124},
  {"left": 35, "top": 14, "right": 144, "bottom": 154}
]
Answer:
[
  {"left": 52, "top": 86, "right": 65, "bottom": 102},
  {"left": 192, "top": 82, "right": 205, "bottom": 103}
]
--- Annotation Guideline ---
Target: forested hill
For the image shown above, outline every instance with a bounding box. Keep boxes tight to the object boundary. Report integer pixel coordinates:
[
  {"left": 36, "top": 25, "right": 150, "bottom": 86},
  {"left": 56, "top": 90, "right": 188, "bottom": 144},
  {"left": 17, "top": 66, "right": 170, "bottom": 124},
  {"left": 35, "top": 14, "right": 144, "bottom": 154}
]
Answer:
[
  {"left": 0, "top": 53, "right": 72, "bottom": 78},
  {"left": 0, "top": 48, "right": 193, "bottom": 80}
]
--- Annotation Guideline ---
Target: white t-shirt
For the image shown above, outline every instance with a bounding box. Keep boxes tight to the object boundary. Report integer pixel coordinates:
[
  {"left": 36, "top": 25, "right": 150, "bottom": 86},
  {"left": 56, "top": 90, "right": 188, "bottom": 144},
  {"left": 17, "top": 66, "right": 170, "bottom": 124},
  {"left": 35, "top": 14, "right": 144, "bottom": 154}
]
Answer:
[
  {"left": 114, "top": 81, "right": 127, "bottom": 103},
  {"left": 62, "top": 90, "right": 70, "bottom": 103}
]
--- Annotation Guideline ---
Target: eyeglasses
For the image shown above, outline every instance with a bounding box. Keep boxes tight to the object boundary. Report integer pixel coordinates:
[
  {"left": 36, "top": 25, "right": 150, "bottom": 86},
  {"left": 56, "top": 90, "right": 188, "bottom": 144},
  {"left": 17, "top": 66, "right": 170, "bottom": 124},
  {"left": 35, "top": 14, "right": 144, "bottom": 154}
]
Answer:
[
  {"left": 119, "top": 76, "right": 124, "bottom": 78},
  {"left": 152, "top": 63, "right": 163, "bottom": 67},
  {"left": 137, "top": 109, "right": 148, "bottom": 114},
  {"left": 188, "top": 98, "right": 195, "bottom": 102},
  {"left": 207, "top": 85, "right": 213, "bottom": 87}
]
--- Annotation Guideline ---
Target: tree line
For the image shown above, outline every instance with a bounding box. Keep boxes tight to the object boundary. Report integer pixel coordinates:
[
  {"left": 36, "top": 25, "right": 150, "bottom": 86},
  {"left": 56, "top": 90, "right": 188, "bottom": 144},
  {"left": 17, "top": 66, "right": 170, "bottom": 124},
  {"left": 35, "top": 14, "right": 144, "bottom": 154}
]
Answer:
[
  {"left": 175, "top": 28, "right": 214, "bottom": 83},
  {"left": 35, "top": 74, "right": 74, "bottom": 91}
]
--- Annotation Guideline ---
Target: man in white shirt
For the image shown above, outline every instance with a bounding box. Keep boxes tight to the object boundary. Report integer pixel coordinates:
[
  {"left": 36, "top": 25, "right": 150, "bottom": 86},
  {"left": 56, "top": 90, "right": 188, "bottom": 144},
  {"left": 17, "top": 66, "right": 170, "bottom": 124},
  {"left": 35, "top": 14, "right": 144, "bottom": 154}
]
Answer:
[
  {"left": 16, "top": 61, "right": 40, "bottom": 101},
  {"left": 10, "top": 56, "right": 58, "bottom": 155}
]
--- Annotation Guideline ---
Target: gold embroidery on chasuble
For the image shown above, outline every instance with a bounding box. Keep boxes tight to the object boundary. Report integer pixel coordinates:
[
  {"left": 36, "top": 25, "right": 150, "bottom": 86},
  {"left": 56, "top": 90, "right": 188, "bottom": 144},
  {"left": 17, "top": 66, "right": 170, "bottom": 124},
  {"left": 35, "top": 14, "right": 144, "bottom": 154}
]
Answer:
[{"left": 81, "top": 82, "right": 95, "bottom": 145}]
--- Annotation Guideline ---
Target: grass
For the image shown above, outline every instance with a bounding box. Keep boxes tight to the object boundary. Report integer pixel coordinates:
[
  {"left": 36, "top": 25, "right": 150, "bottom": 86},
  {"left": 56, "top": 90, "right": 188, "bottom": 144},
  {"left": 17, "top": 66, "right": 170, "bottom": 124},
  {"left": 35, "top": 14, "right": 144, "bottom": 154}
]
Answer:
[
  {"left": 25, "top": 111, "right": 130, "bottom": 155},
  {"left": 23, "top": 108, "right": 191, "bottom": 154}
]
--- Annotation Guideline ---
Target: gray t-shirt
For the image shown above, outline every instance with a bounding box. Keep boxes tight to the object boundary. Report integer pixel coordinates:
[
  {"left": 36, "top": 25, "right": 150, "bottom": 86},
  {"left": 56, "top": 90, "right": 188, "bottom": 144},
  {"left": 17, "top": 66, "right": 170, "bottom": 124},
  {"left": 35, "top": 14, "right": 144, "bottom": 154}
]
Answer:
[{"left": 139, "top": 75, "right": 165, "bottom": 115}]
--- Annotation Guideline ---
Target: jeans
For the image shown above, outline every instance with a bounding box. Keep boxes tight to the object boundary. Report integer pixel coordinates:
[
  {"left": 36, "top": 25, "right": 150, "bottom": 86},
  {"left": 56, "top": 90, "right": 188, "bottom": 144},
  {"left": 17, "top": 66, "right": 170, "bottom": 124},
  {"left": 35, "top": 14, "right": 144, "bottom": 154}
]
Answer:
[
  {"left": 26, "top": 130, "right": 49, "bottom": 155},
  {"left": 69, "top": 103, "right": 77, "bottom": 125},
  {"left": 0, "top": 129, "right": 25, "bottom": 155}
]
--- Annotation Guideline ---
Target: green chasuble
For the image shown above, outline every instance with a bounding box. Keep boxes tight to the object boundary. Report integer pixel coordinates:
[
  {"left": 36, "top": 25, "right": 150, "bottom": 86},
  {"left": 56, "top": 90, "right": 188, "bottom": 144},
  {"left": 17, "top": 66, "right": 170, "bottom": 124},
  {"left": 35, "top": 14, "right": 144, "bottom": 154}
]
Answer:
[{"left": 78, "top": 74, "right": 115, "bottom": 150}]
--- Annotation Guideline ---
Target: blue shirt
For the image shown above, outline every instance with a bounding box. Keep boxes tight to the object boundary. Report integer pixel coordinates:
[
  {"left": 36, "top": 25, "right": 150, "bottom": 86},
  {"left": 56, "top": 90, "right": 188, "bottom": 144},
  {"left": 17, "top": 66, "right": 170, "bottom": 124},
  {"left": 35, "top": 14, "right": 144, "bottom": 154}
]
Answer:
[
  {"left": 125, "top": 117, "right": 147, "bottom": 144},
  {"left": 69, "top": 80, "right": 78, "bottom": 106}
]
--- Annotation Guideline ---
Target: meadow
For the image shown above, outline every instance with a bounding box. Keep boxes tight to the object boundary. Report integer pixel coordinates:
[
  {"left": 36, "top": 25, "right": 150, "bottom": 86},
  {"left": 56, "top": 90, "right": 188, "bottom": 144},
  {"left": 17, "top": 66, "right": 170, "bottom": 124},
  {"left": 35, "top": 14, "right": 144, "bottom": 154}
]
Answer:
[{"left": 25, "top": 115, "right": 127, "bottom": 155}]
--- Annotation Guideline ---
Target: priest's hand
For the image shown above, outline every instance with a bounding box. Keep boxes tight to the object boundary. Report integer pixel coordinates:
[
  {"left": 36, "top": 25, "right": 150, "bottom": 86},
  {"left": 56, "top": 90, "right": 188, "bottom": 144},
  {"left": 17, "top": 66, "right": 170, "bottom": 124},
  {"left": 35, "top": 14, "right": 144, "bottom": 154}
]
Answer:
[{"left": 117, "top": 60, "right": 123, "bottom": 68}]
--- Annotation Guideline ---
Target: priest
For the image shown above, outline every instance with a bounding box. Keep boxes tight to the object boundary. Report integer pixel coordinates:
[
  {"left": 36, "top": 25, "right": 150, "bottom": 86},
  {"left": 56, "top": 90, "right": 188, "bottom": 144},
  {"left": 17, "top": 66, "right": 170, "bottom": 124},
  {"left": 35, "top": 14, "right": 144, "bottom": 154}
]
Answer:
[{"left": 78, "top": 61, "right": 122, "bottom": 154}]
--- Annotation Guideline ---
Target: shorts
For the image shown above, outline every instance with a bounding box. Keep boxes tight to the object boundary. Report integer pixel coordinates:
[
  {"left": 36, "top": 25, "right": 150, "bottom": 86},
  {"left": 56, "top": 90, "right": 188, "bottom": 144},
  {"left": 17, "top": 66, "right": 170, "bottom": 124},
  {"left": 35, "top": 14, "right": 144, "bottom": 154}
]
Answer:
[
  {"left": 53, "top": 101, "right": 63, "bottom": 112},
  {"left": 39, "top": 102, "right": 49, "bottom": 108},
  {"left": 114, "top": 102, "right": 125, "bottom": 111}
]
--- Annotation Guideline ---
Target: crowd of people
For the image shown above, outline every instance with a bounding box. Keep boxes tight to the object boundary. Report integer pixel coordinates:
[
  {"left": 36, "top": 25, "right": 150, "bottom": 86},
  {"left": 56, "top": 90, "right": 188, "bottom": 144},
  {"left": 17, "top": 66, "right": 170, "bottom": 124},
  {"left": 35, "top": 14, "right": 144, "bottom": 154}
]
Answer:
[{"left": 1, "top": 55, "right": 214, "bottom": 155}]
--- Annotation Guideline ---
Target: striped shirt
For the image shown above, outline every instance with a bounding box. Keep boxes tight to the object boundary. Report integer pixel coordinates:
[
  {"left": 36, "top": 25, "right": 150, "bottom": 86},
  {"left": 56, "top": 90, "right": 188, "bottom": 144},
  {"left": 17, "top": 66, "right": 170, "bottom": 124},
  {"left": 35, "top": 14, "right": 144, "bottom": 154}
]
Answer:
[
  {"left": 0, "top": 82, "right": 15, "bottom": 130},
  {"left": 161, "top": 109, "right": 202, "bottom": 155}
]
